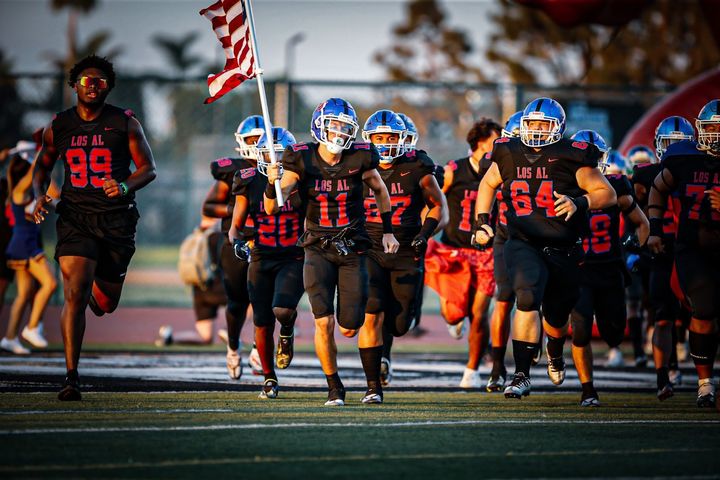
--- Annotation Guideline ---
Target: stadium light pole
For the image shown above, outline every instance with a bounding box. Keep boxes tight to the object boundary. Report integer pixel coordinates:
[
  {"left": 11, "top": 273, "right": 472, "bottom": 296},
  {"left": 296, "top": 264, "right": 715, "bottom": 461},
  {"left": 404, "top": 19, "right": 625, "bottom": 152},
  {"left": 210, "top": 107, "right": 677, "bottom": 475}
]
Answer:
[{"left": 284, "top": 32, "right": 305, "bottom": 80}]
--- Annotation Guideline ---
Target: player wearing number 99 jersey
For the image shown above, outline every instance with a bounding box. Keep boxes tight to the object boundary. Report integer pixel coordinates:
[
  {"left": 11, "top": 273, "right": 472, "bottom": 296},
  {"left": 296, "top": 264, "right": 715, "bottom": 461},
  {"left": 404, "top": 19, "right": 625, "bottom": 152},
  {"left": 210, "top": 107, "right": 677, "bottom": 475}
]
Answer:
[
  {"left": 473, "top": 97, "right": 615, "bottom": 401},
  {"left": 265, "top": 98, "right": 399, "bottom": 406},
  {"left": 568, "top": 130, "right": 649, "bottom": 407},
  {"left": 32, "top": 55, "right": 157, "bottom": 401}
]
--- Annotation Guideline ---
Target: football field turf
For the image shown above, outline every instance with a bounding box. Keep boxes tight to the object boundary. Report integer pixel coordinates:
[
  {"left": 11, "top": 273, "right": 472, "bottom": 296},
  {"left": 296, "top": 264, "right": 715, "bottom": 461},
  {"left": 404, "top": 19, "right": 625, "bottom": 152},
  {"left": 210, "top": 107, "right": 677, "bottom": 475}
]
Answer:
[{"left": 1, "top": 390, "right": 718, "bottom": 479}]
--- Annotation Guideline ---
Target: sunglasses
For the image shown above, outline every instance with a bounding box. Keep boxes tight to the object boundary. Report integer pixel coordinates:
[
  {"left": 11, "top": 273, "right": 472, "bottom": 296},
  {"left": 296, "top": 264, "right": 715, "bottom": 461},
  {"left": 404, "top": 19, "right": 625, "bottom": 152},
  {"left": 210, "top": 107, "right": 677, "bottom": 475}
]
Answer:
[{"left": 78, "top": 76, "right": 109, "bottom": 89}]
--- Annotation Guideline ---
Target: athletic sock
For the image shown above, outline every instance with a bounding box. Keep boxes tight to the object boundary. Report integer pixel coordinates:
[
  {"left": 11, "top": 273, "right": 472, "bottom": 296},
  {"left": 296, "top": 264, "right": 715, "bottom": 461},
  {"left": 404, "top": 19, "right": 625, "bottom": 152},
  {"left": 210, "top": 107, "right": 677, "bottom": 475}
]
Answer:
[
  {"left": 264, "top": 371, "right": 277, "bottom": 382},
  {"left": 491, "top": 345, "right": 507, "bottom": 377},
  {"left": 513, "top": 340, "right": 538, "bottom": 376},
  {"left": 326, "top": 372, "right": 344, "bottom": 391},
  {"left": 581, "top": 381, "right": 597, "bottom": 398},
  {"left": 656, "top": 367, "right": 670, "bottom": 389},
  {"left": 359, "top": 346, "right": 383, "bottom": 388},
  {"left": 382, "top": 327, "right": 393, "bottom": 360},
  {"left": 279, "top": 311, "right": 297, "bottom": 337},
  {"left": 546, "top": 334, "right": 565, "bottom": 359}
]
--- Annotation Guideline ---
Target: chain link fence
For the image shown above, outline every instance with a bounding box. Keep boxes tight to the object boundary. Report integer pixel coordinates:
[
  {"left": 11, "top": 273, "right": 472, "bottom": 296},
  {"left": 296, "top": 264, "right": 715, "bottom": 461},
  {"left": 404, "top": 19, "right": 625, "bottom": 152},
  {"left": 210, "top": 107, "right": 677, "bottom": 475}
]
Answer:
[{"left": 0, "top": 73, "right": 671, "bottom": 306}]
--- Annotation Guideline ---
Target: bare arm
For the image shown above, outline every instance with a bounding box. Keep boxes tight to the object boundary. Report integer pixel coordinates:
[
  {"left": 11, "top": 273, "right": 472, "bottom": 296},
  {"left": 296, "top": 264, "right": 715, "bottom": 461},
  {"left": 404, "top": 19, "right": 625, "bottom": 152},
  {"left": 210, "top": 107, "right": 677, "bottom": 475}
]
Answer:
[
  {"left": 102, "top": 117, "right": 157, "bottom": 198},
  {"left": 419, "top": 173, "right": 448, "bottom": 230},
  {"left": 228, "top": 194, "right": 249, "bottom": 243},
  {"left": 32, "top": 125, "right": 59, "bottom": 223},
  {"left": 363, "top": 168, "right": 399, "bottom": 254},
  {"left": 619, "top": 194, "right": 650, "bottom": 246},
  {"left": 472, "top": 162, "right": 503, "bottom": 246},
  {"left": 202, "top": 181, "right": 232, "bottom": 218},
  {"left": 576, "top": 166, "right": 617, "bottom": 210},
  {"left": 441, "top": 164, "right": 454, "bottom": 194}
]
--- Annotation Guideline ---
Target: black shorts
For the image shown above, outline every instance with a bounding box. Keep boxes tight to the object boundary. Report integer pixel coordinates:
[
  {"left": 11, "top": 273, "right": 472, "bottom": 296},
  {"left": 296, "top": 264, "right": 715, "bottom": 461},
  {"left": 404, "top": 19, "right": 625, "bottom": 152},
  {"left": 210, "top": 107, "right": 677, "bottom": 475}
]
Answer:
[
  {"left": 675, "top": 246, "right": 720, "bottom": 321},
  {"left": 54, "top": 206, "right": 139, "bottom": 283},
  {"left": 571, "top": 263, "right": 627, "bottom": 348},
  {"left": 649, "top": 252, "right": 679, "bottom": 323},
  {"left": 366, "top": 246, "right": 423, "bottom": 337},
  {"left": 303, "top": 243, "right": 368, "bottom": 330},
  {"left": 248, "top": 254, "right": 304, "bottom": 327},
  {"left": 492, "top": 231, "right": 514, "bottom": 303},
  {"left": 505, "top": 238, "right": 583, "bottom": 328},
  {"left": 192, "top": 276, "right": 227, "bottom": 320}
]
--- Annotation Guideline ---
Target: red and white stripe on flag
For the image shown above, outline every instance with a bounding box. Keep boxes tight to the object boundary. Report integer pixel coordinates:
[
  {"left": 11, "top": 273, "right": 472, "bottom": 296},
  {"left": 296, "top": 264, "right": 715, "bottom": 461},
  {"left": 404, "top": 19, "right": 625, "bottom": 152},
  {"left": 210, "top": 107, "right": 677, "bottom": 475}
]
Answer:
[{"left": 200, "top": 0, "right": 256, "bottom": 104}]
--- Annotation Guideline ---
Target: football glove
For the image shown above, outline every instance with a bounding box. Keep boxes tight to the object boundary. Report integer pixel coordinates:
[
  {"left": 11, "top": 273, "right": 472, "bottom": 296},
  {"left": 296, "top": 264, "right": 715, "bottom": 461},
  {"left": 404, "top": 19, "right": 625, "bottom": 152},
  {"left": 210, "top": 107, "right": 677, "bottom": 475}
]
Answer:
[{"left": 233, "top": 239, "right": 251, "bottom": 261}]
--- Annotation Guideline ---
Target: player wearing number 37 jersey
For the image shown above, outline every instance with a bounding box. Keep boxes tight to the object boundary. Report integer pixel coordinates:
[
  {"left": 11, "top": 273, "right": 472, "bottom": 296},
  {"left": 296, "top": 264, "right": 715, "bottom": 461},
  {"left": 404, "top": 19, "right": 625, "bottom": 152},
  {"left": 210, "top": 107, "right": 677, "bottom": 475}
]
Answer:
[{"left": 32, "top": 55, "right": 157, "bottom": 401}]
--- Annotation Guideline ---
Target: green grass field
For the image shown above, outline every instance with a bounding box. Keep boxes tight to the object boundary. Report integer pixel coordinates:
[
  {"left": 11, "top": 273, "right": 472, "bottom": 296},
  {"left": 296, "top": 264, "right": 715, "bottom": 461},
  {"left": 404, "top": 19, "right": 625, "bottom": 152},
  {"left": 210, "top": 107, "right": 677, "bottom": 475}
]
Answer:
[{"left": 1, "top": 391, "right": 718, "bottom": 479}]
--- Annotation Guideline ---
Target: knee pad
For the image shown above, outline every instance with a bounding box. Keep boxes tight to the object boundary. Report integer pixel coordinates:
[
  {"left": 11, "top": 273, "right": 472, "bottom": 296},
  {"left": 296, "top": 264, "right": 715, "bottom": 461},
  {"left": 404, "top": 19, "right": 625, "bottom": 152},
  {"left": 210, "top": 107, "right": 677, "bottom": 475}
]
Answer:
[
  {"left": 272, "top": 307, "right": 295, "bottom": 326},
  {"left": 515, "top": 288, "right": 540, "bottom": 313}
]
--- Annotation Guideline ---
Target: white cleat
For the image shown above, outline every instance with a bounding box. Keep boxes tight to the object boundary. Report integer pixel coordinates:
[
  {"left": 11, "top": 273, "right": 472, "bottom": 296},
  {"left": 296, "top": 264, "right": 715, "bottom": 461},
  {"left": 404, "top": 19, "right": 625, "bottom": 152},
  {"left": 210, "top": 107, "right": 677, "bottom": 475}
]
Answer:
[
  {"left": 447, "top": 319, "right": 467, "bottom": 340},
  {"left": 380, "top": 357, "right": 393, "bottom": 386},
  {"left": 0, "top": 337, "right": 30, "bottom": 355},
  {"left": 546, "top": 354, "right": 566, "bottom": 386},
  {"left": 258, "top": 379, "right": 278, "bottom": 399},
  {"left": 669, "top": 369, "right": 683, "bottom": 386},
  {"left": 248, "top": 345, "right": 263, "bottom": 375},
  {"left": 697, "top": 379, "right": 716, "bottom": 408},
  {"left": 21, "top": 326, "right": 48, "bottom": 349},
  {"left": 504, "top": 372, "right": 531, "bottom": 399},
  {"left": 459, "top": 367, "right": 481, "bottom": 389},
  {"left": 580, "top": 395, "right": 601, "bottom": 407},
  {"left": 226, "top": 346, "right": 242, "bottom": 380},
  {"left": 605, "top": 347, "right": 625, "bottom": 368}
]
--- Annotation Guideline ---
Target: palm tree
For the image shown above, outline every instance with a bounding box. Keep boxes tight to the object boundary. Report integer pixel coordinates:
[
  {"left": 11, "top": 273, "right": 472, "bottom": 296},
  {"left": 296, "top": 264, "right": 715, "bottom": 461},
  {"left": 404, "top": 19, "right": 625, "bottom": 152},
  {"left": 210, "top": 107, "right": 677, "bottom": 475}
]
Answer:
[{"left": 152, "top": 32, "right": 203, "bottom": 78}]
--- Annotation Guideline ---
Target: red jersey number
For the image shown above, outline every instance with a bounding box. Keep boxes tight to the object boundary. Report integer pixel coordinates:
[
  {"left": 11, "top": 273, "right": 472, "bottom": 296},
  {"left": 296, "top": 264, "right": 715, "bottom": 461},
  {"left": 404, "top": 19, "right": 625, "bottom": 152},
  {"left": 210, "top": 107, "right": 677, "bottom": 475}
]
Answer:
[
  {"left": 584, "top": 213, "right": 612, "bottom": 254},
  {"left": 317, "top": 192, "right": 349, "bottom": 228},
  {"left": 510, "top": 180, "right": 556, "bottom": 217},
  {"left": 66, "top": 148, "right": 113, "bottom": 188}
]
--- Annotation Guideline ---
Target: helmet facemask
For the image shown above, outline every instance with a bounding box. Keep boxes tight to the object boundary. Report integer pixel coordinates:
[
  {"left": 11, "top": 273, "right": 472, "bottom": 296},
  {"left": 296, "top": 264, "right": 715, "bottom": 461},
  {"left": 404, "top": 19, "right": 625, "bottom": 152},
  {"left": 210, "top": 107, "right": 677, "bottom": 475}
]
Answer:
[
  {"left": 520, "top": 115, "right": 562, "bottom": 147},
  {"left": 696, "top": 119, "right": 720, "bottom": 156},
  {"left": 362, "top": 130, "right": 407, "bottom": 164},
  {"left": 318, "top": 114, "right": 358, "bottom": 154}
]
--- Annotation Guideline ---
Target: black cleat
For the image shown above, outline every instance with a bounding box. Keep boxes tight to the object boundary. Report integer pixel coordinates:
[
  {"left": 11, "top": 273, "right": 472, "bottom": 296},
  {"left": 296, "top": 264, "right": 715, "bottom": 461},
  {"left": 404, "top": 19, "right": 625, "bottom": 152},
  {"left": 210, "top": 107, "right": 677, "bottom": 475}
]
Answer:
[
  {"left": 58, "top": 374, "right": 81, "bottom": 401},
  {"left": 697, "top": 381, "right": 716, "bottom": 408},
  {"left": 657, "top": 383, "right": 674, "bottom": 402},
  {"left": 324, "top": 386, "right": 346, "bottom": 406},
  {"left": 276, "top": 334, "right": 294, "bottom": 369}
]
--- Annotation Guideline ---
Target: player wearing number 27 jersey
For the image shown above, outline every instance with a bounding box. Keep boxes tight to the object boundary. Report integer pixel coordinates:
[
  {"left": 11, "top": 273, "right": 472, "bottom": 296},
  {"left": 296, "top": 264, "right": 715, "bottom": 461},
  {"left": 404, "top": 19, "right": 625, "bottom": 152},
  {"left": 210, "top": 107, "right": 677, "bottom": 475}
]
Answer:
[{"left": 473, "top": 97, "right": 615, "bottom": 402}]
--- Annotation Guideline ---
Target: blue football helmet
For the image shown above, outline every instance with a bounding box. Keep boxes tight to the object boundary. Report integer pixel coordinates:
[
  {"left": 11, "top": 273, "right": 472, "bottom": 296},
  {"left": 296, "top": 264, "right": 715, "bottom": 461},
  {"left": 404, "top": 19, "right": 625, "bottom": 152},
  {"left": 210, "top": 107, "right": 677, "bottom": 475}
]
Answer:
[
  {"left": 696, "top": 99, "right": 720, "bottom": 155},
  {"left": 604, "top": 151, "right": 627, "bottom": 175},
  {"left": 627, "top": 145, "right": 656, "bottom": 165},
  {"left": 502, "top": 111, "right": 523, "bottom": 138},
  {"left": 311, "top": 97, "right": 359, "bottom": 154},
  {"left": 254, "top": 127, "right": 297, "bottom": 177},
  {"left": 396, "top": 113, "right": 418, "bottom": 151},
  {"left": 519, "top": 97, "right": 566, "bottom": 147},
  {"left": 571, "top": 129, "right": 609, "bottom": 168},
  {"left": 361, "top": 109, "right": 407, "bottom": 164},
  {"left": 235, "top": 115, "right": 266, "bottom": 159},
  {"left": 655, "top": 116, "right": 695, "bottom": 159}
]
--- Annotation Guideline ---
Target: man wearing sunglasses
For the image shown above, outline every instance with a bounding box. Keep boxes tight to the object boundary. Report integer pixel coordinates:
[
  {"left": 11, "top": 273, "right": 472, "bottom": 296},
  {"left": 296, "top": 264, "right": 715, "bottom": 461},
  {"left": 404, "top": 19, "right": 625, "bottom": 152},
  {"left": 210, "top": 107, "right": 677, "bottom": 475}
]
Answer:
[{"left": 32, "top": 55, "right": 157, "bottom": 401}]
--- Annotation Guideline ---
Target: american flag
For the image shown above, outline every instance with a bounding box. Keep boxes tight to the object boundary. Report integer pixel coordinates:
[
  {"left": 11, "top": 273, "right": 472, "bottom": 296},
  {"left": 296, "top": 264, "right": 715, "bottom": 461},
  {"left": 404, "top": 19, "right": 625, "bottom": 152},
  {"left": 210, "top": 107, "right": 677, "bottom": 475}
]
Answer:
[{"left": 200, "top": 0, "right": 256, "bottom": 104}]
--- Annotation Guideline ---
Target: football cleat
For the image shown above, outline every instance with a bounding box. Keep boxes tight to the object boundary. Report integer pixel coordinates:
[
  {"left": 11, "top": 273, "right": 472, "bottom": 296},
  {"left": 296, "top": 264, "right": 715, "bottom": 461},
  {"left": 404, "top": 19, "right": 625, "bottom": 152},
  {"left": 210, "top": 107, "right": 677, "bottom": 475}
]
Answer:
[
  {"left": 58, "top": 373, "right": 81, "bottom": 401},
  {"left": 21, "top": 325, "right": 48, "bottom": 349},
  {"left": 0, "top": 337, "right": 30, "bottom": 355},
  {"left": 669, "top": 369, "right": 682, "bottom": 386},
  {"left": 380, "top": 357, "right": 393, "bottom": 386},
  {"left": 657, "top": 383, "right": 674, "bottom": 402},
  {"left": 154, "top": 325, "right": 173, "bottom": 347},
  {"left": 635, "top": 354, "right": 648, "bottom": 368},
  {"left": 447, "top": 319, "right": 467, "bottom": 340},
  {"left": 361, "top": 387, "right": 383, "bottom": 404},
  {"left": 276, "top": 334, "right": 294, "bottom": 370},
  {"left": 580, "top": 393, "right": 601, "bottom": 407},
  {"left": 248, "top": 345, "right": 263, "bottom": 375},
  {"left": 459, "top": 367, "right": 481, "bottom": 389},
  {"left": 697, "top": 379, "right": 716, "bottom": 408},
  {"left": 226, "top": 346, "right": 242, "bottom": 380},
  {"left": 486, "top": 374, "right": 506, "bottom": 393},
  {"left": 605, "top": 347, "right": 625, "bottom": 368},
  {"left": 324, "top": 386, "right": 346, "bottom": 406},
  {"left": 546, "top": 352, "right": 566, "bottom": 386},
  {"left": 504, "top": 372, "right": 531, "bottom": 399},
  {"left": 258, "top": 379, "right": 279, "bottom": 399}
]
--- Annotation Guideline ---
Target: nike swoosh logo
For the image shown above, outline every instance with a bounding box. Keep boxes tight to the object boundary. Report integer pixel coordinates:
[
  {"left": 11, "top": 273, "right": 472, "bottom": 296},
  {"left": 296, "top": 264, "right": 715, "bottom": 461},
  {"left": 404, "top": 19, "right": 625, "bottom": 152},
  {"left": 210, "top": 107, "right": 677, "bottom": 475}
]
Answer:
[
  {"left": 104, "top": 127, "right": 114, "bottom": 131},
  {"left": 400, "top": 171, "right": 411, "bottom": 176},
  {"left": 348, "top": 168, "right": 360, "bottom": 174},
  {"left": 548, "top": 158, "right": 559, "bottom": 163}
]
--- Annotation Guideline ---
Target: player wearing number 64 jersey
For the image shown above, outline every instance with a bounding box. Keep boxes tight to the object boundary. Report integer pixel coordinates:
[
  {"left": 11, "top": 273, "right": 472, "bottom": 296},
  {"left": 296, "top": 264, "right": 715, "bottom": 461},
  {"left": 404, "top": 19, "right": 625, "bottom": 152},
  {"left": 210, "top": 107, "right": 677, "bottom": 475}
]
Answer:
[
  {"left": 265, "top": 98, "right": 399, "bottom": 406},
  {"left": 473, "top": 97, "right": 615, "bottom": 400},
  {"left": 32, "top": 55, "right": 157, "bottom": 401}
]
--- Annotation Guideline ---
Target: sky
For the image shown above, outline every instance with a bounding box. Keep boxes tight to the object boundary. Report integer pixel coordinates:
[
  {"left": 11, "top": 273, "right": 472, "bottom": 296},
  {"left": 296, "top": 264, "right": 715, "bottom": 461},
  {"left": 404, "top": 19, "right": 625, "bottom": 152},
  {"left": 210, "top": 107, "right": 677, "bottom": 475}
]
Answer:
[{"left": 0, "top": 0, "right": 498, "bottom": 81}]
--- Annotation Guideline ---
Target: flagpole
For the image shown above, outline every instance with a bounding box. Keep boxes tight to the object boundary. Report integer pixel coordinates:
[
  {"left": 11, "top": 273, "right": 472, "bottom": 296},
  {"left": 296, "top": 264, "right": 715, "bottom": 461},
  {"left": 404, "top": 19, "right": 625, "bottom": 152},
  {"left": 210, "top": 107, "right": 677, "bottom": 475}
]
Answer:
[{"left": 244, "top": 0, "right": 284, "bottom": 205}]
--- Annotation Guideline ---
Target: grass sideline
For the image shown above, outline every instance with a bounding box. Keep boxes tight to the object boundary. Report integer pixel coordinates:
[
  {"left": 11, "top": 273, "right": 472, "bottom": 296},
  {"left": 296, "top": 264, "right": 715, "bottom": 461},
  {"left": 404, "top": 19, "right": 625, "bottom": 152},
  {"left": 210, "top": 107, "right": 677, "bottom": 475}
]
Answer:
[{"left": 0, "top": 391, "right": 718, "bottom": 479}]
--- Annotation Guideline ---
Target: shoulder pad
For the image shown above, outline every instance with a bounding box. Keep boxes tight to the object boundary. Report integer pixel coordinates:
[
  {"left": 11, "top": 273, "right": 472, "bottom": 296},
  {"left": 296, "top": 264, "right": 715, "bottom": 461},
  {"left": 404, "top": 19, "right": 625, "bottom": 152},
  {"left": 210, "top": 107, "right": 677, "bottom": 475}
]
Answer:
[
  {"left": 571, "top": 141, "right": 589, "bottom": 150},
  {"left": 494, "top": 137, "right": 510, "bottom": 144},
  {"left": 211, "top": 157, "right": 242, "bottom": 178},
  {"left": 291, "top": 143, "right": 309, "bottom": 152},
  {"left": 352, "top": 142, "right": 371, "bottom": 150},
  {"left": 405, "top": 149, "right": 417, "bottom": 159},
  {"left": 415, "top": 149, "right": 435, "bottom": 166},
  {"left": 124, "top": 109, "right": 135, "bottom": 118},
  {"left": 447, "top": 160, "right": 458, "bottom": 171}
]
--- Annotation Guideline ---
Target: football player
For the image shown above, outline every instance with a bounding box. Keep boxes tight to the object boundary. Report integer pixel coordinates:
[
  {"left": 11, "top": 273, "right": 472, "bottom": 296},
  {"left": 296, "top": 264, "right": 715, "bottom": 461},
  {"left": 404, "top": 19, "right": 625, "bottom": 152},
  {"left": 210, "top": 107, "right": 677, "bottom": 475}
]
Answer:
[
  {"left": 203, "top": 115, "right": 262, "bottom": 379},
  {"left": 229, "top": 127, "right": 304, "bottom": 399},
  {"left": 569, "top": 131, "right": 649, "bottom": 407},
  {"left": 32, "top": 55, "right": 157, "bottom": 400},
  {"left": 360, "top": 109, "right": 447, "bottom": 401},
  {"left": 473, "top": 97, "right": 615, "bottom": 399},
  {"left": 648, "top": 100, "right": 720, "bottom": 407},
  {"left": 424, "top": 118, "right": 502, "bottom": 388},
  {"left": 265, "top": 98, "right": 399, "bottom": 406}
]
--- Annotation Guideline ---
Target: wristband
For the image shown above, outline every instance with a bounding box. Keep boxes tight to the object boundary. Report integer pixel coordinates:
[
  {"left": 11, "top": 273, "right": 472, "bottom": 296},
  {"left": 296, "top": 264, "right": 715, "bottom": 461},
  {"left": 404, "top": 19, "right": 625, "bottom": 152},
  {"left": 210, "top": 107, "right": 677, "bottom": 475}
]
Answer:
[
  {"left": 264, "top": 183, "right": 277, "bottom": 199},
  {"left": 380, "top": 211, "right": 393, "bottom": 234},
  {"left": 473, "top": 213, "right": 490, "bottom": 230},
  {"left": 418, "top": 217, "right": 439, "bottom": 240},
  {"left": 649, "top": 218, "right": 664, "bottom": 237},
  {"left": 572, "top": 195, "right": 589, "bottom": 213},
  {"left": 119, "top": 182, "right": 129, "bottom": 196}
]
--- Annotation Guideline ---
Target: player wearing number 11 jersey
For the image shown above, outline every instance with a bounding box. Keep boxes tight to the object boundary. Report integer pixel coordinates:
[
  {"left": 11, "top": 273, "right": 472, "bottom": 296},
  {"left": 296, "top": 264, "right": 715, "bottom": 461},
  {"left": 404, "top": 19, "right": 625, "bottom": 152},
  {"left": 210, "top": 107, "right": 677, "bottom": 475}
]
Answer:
[
  {"left": 473, "top": 97, "right": 615, "bottom": 400},
  {"left": 32, "top": 56, "right": 157, "bottom": 401}
]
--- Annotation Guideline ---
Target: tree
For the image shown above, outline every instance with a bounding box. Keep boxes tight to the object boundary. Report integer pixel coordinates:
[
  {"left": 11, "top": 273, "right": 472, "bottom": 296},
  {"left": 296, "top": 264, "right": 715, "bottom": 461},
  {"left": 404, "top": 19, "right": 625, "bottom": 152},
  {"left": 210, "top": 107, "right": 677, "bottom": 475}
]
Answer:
[
  {"left": 51, "top": 0, "right": 98, "bottom": 70},
  {"left": 486, "top": 0, "right": 720, "bottom": 86},
  {"left": 152, "top": 32, "right": 203, "bottom": 78},
  {"left": 373, "top": 0, "right": 483, "bottom": 82},
  {"left": 0, "top": 50, "right": 25, "bottom": 149}
]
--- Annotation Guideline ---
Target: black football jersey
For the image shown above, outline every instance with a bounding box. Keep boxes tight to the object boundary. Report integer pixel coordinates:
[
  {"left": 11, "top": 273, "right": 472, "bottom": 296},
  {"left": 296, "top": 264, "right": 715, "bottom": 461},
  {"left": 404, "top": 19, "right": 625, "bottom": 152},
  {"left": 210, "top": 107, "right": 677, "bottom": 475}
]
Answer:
[
  {"left": 232, "top": 167, "right": 304, "bottom": 259},
  {"left": 282, "top": 142, "right": 379, "bottom": 235},
  {"left": 492, "top": 137, "right": 601, "bottom": 247},
  {"left": 52, "top": 104, "right": 135, "bottom": 214},
  {"left": 583, "top": 173, "right": 633, "bottom": 263},
  {"left": 440, "top": 155, "right": 491, "bottom": 248},
  {"left": 364, "top": 149, "right": 435, "bottom": 245},
  {"left": 661, "top": 140, "right": 720, "bottom": 249},
  {"left": 632, "top": 162, "right": 676, "bottom": 240},
  {"left": 211, "top": 156, "right": 255, "bottom": 235}
]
